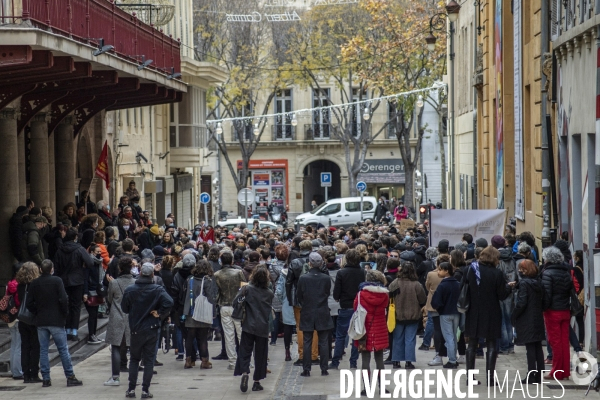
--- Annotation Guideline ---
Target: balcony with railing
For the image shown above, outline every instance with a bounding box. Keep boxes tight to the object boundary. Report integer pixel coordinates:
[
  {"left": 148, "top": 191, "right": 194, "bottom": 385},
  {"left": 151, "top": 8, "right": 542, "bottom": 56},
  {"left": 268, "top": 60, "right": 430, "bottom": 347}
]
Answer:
[
  {"left": 0, "top": 0, "right": 181, "bottom": 75},
  {"left": 272, "top": 124, "right": 295, "bottom": 141}
]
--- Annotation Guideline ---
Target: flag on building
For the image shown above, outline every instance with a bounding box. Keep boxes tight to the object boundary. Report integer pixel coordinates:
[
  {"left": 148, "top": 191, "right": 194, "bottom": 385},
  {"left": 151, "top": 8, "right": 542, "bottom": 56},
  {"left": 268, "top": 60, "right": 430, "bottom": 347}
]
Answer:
[{"left": 95, "top": 141, "right": 110, "bottom": 190}]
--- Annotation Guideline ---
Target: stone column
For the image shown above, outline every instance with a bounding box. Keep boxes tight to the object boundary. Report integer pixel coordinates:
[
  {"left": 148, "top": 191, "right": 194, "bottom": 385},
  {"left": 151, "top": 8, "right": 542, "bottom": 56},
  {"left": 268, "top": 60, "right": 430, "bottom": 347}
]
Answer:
[
  {"left": 29, "top": 113, "right": 50, "bottom": 208},
  {"left": 48, "top": 130, "right": 56, "bottom": 216},
  {"left": 18, "top": 130, "right": 26, "bottom": 204},
  {"left": 0, "top": 109, "right": 20, "bottom": 284},
  {"left": 55, "top": 117, "right": 76, "bottom": 210}
]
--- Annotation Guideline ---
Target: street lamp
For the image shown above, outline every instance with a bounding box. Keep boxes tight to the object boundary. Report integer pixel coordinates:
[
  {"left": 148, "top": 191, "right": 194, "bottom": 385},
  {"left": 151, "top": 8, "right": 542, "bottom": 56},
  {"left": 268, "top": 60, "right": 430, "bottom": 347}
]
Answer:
[{"left": 424, "top": 1, "right": 460, "bottom": 210}]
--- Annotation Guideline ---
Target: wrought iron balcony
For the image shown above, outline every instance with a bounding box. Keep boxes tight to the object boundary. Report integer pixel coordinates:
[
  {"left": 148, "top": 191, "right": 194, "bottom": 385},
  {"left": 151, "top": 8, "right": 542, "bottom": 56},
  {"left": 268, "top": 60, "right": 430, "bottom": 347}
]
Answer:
[
  {"left": 272, "top": 124, "right": 295, "bottom": 141},
  {"left": 2, "top": 0, "right": 181, "bottom": 75},
  {"left": 304, "top": 123, "right": 332, "bottom": 140}
]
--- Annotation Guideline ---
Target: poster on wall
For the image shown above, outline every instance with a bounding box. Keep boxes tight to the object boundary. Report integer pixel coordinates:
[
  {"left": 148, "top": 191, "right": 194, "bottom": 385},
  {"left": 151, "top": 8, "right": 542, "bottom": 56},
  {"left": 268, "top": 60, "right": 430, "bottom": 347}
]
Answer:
[
  {"left": 495, "top": 0, "right": 504, "bottom": 210},
  {"left": 253, "top": 173, "right": 270, "bottom": 186},
  {"left": 513, "top": 0, "right": 524, "bottom": 220}
]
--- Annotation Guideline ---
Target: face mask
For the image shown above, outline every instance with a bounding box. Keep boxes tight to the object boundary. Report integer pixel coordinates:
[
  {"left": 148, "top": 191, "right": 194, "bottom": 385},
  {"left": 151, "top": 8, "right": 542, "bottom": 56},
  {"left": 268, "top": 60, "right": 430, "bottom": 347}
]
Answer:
[
  {"left": 195, "top": 230, "right": 200, "bottom": 235},
  {"left": 133, "top": 203, "right": 139, "bottom": 207},
  {"left": 405, "top": 235, "right": 411, "bottom": 240},
  {"left": 283, "top": 233, "right": 288, "bottom": 238},
  {"left": 125, "top": 212, "right": 132, "bottom": 218},
  {"left": 131, "top": 266, "right": 139, "bottom": 276},
  {"left": 123, "top": 225, "right": 130, "bottom": 231},
  {"left": 252, "top": 235, "right": 257, "bottom": 240},
  {"left": 106, "top": 205, "right": 110, "bottom": 211}
]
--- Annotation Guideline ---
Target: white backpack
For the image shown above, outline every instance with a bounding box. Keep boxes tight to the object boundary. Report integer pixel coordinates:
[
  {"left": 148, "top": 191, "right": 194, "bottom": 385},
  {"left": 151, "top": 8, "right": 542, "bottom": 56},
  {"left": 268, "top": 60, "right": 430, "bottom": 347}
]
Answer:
[
  {"left": 191, "top": 277, "right": 213, "bottom": 324},
  {"left": 347, "top": 291, "right": 367, "bottom": 340}
]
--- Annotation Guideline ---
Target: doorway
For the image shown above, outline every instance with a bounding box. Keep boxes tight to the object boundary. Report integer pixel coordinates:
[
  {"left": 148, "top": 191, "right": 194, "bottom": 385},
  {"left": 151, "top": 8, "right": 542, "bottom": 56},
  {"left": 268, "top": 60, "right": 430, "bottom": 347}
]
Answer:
[{"left": 303, "top": 160, "right": 341, "bottom": 212}]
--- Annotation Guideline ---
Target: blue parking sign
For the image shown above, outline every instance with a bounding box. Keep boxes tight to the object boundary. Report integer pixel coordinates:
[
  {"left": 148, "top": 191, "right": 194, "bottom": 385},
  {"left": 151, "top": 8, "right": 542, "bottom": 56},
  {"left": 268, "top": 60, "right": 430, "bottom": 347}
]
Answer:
[{"left": 321, "top": 172, "right": 332, "bottom": 187}]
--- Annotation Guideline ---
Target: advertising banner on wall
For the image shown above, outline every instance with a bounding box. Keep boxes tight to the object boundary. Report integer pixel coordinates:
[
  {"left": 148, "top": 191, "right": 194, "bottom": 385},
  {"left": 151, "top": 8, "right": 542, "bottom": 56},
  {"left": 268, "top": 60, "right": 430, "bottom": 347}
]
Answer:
[
  {"left": 357, "top": 158, "right": 405, "bottom": 184},
  {"left": 513, "top": 0, "right": 524, "bottom": 220},
  {"left": 429, "top": 209, "right": 507, "bottom": 245},
  {"left": 495, "top": 0, "right": 504, "bottom": 209}
]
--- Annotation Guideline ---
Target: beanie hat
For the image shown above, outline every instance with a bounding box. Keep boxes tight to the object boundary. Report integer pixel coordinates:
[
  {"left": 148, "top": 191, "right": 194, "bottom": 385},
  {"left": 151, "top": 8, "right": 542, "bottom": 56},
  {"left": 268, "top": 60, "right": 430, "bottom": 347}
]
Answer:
[
  {"left": 475, "top": 238, "right": 488, "bottom": 248},
  {"left": 491, "top": 235, "right": 505, "bottom": 249}
]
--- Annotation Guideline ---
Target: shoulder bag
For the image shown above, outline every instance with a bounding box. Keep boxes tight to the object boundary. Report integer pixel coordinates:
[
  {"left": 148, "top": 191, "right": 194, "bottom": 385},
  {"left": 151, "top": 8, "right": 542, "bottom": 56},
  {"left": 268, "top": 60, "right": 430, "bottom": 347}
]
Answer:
[
  {"left": 17, "top": 284, "right": 35, "bottom": 325},
  {"left": 231, "top": 285, "right": 248, "bottom": 321},
  {"left": 387, "top": 296, "right": 396, "bottom": 333},
  {"left": 348, "top": 291, "right": 367, "bottom": 340},
  {"left": 0, "top": 293, "right": 17, "bottom": 323},
  {"left": 192, "top": 277, "right": 214, "bottom": 324},
  {"left": 457, "top": 271, "right": 470, "bottom": 314},
  {"left": 570, "top": 286, "right": 584, "bottom": 316}
]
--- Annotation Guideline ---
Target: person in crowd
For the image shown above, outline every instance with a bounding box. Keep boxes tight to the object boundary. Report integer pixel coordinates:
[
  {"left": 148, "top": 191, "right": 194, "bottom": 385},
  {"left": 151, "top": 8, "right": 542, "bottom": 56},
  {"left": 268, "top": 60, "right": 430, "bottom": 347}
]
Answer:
[
  {"left": 10, "top": 205, "right": 28, "bottom": 262},
  {"left": 126, "top": 181, "right": 140, "bottom": 200},
  {"left": 182, "top": 260, "right": 218, "bottom": 370},
  {"left": 493, "top": 234, "right": 518, "bottom": 354},
  {"left": 27, "top": 259, "right": 83, "bottom": 388},
  {"left": 448, "top": 250, "right": 467, "bottom": 364},
  {"left": 207, "top": 246, "right": 222, "bottom": 273},
  {"left": 572, "top": 249, "right": 585, "bottom": 345},
  {"left": 15, "top": 262, "right": 41, "bottom": 383},
  {"left": 296, "top": 253, "right": 333, "bottom": 377},
  {"left": 214, "top": 251, "right": 247, "bottom": 370},
  {"left": 324, "top": 249, "right": 341, "bottom": 358},
  {"left": 393, "top": 201, "right": 408, "bottom": 222},
  {"left": 329, "top": 249, "right": 365, "bottom": 370},
  {"left": 79, "top": 213, "right": 101, "bottom": 250},
  {"left": 355, "top": 270, "right": 389, "bottom": 394},
  {"left": 53, "top": 228, "right": 94, "bottom": 340},
  {"left": 170, "top": 254, "right": 197, "bottom": 361},
  {"left": 105, "top": 227, "right": 120, "bottom": 258},
  {"left": 374, "top": 197, "right": 388, "bottom": 224},
  {"left": 94, "top": 230, "right": 110, "bottom": 271},
  {"left": 285, "top": 240, "right": 319, "bottom": 365},
  {"left": 85, "top": 243, "right": 104, "bottom": 344},
  {"left": 243, "top": 251, "right": 261, "bottom": 282},
  {"left": 389, "top": 261, "right": 427, "bottom": 369},
  {"left": 78, "top": 190, "right": 97, "bottom": 214},
  {"left": 44, "top": 223, "right": 66, "bottom": 261},
  {"left": 122, "top": 263, "right": 173, "bottom": 399},
  {"left": 464, "top": 246, "right": 512, "bottom": 386},
  {"left": 5, "top": 265, "right": 23, "bottom": 380},
  {"left": 160, "top": 230, "right": 175, "bottom": 251},
  {"left": 275, "top": 249, "right": 296, "bottom": 362},
  {"left": 235, "top": 266, "right": 274, "bottom": 392},
  {"left": 424, "top": 253, "right": 450, "bottom": 366},
  {"left": 21, "top": 215, "right": 46, "bottom": 266},
  {"left": 104, "top": 257, "right": 137, "bottom": 386},
  {"left": 97, "top": 200, "right": 114, "bottom": 227},
  {"left": 431, "top": 262, "right": 461, "bottom": 369},
  {"left": 540, "top": 246, "right": 573, "bottom": 381},
  {"left": 512, "top": 260, "right": 545, "bottom": 384},
  {"left": 118, "top": 218, "right": 133, "bottom": 242},
  {"left": 268, "top": 245, "right": 286, "bottom": 346}
]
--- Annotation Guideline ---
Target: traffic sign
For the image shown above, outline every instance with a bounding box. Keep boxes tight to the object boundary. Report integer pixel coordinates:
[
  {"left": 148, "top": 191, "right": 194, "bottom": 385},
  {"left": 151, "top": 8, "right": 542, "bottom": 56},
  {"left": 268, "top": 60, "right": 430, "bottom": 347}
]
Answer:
[
  {"left": 237, "top": 188, "right": 253, "bottom": 207},
  {"left": 200, "top": 192, "right": 211, "bottom": 204},
  {"left": 321, "top": 172, "right": 332, "bottom": 187},
  {"left": 356, "top": 181, "right": 367, "bottom": 192}
]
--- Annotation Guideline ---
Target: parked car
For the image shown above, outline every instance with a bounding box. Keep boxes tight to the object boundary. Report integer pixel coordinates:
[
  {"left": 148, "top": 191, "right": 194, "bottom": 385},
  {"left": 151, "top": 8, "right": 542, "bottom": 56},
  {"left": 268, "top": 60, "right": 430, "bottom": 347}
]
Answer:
[
  {"left": 218, "top": 218, "right": 278, "bottom": 231},
  {"left": 294, "top": 197, "right": 376, "bottom": 228}
]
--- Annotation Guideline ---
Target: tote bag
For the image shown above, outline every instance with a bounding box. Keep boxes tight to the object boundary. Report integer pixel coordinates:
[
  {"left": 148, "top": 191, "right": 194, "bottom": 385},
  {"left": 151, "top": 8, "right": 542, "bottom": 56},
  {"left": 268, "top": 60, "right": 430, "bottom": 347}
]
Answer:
[
  {"left": 192, "top": 277, "right": 213, "bottom": 324},
  {"left": 348, "top": 291, "right": 367, "bottom": 340}
]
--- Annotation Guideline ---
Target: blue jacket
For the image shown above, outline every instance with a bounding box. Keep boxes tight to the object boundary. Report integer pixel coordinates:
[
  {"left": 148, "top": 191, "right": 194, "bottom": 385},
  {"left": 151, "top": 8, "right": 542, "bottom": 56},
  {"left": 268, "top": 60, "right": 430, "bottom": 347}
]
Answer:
[
  {"left": 122, "top": 276, "right": 173, "bottom": 334},
  {"left": 431, "top": 277, "right": 460, "bottom": 315}
]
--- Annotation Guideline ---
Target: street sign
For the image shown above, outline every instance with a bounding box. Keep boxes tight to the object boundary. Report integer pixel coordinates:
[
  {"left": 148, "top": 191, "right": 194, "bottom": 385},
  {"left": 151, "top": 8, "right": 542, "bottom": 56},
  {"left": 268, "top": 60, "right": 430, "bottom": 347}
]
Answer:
[
  {"left": 356, "top": 181, "right": 367, "bottom": 192},
  {"left": 237, "top": 188, "right": 253, "bottom": 206},
  {"left": 200, "top": 192, "right": 211, "bottom": 204},
  {"left": 321, "top": 172, "right": 332, "bottom": 187}
]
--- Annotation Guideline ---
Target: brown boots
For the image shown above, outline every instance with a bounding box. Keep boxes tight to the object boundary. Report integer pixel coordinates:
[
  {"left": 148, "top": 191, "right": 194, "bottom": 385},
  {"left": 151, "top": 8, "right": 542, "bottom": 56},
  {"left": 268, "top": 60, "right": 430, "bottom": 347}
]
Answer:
[
  {"left": 200, "top": 357, "right": 212, "bottom": 369},
  {"left": 184, "top": 357, "right": 195, "bottom": 369}
]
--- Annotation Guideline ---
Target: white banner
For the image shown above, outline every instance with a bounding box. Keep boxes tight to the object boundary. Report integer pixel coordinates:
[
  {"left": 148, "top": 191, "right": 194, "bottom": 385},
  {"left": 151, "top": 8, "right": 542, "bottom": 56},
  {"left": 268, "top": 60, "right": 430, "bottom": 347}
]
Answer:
[
  {"left": 514, "top": 0, "right": 525, "bottom": 219},
  {"left": 429, "top": 209, "right": 507, "bottom": 245}
]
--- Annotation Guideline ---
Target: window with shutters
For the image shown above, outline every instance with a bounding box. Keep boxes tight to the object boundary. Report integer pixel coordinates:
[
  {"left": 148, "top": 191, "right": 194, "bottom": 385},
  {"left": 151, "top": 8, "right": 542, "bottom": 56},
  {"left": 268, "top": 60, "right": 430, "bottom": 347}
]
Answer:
[{"left": 551, "top": 0, "right": 561, "bottom": 39}]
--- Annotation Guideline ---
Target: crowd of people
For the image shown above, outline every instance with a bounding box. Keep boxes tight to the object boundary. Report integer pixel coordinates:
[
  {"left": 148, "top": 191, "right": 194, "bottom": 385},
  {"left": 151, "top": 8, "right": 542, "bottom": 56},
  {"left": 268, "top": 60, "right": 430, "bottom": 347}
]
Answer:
[{"left": 0, "top": 186, "right": 588, "bottom": 396}]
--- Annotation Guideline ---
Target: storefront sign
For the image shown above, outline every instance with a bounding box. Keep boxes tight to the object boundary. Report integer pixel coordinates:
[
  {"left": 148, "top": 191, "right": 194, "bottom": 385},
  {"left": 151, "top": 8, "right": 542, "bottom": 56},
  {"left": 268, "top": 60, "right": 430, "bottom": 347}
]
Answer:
[
  {"left": 357, "top": 159, "right": 405, "bottom": 184},
  {"left": 226, "top": 11, "right": 301, "bottom": 22},
  {"left": 237, "top": 159, "right": 288, "bottom": 169},
  {"left": 253, "top": 173, "right": 270, "bottom": 186}
]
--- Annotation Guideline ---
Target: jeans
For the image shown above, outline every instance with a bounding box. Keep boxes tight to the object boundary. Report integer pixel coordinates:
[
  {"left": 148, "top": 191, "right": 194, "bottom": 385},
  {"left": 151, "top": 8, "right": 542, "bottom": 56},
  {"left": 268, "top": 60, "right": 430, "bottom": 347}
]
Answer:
[
  {"left": 9, "top": 322, "right": 22, "bottom": 377},
  {"left": 392, "top": 322, "right": 419, "bottom": 362},
  {"left": 19, "top": 322, "right": 39, "bottom": 378},
  {"left": 111, "top": 335, "right": 127, "bottom": 377},
  {"left": 38, "top": 326, "right": 74, "bottom": 380},
  {"left": 175, "top": 325, "right": 185, "bottom": 354},
  {"left": 331, "top": 308, "right": 359, "bottom": 367},
  {"left": 128, "top": 329, "right": 159, "bottom": 392},
  {"left": 220, "top": 305, "right": 242, "bottom": 367},
  {"left": 499, "top": 300, "right": 514, "bottom": 352},
  {"left": 439, "top": 314, "right": 460, "bottom": 363},
  {"left": 432, "top": 316, "right": 447, "bottom": 357},
  {"left": 422, "top": 311, "right": 435, "bottom": 347}
]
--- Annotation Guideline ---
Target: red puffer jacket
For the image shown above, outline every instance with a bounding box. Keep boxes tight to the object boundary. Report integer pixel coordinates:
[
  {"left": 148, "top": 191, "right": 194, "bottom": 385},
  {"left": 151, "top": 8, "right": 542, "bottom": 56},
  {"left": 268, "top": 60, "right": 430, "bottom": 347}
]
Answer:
[{"left": 353, "top": 284, "right": 389, "bottom": 351}]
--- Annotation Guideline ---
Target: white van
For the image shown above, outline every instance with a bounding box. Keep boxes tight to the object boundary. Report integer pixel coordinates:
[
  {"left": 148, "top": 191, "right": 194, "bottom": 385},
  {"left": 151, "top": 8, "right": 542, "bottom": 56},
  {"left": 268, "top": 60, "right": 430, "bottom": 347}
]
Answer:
[{"left": 294, "top": 197, "right": 377, "bottom": 228}]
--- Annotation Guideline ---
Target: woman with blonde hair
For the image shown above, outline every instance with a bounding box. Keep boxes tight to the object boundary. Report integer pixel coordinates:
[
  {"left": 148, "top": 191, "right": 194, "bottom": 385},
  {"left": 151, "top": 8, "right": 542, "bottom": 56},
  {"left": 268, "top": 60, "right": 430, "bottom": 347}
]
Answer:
[{"left": 16, "top": 262, "right": 41, "bottom": 383}]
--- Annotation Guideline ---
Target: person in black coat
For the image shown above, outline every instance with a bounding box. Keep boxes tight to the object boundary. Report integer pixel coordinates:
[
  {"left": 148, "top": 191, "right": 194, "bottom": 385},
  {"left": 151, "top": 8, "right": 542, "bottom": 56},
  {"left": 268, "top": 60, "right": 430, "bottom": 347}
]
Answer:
[
  {"left": 44, "top": 224, "right": 66, "bottom": 261},
  {"left": 463, "top": 246, "right": 512, "bottom": 386},
  {"left": 9, "top": 206, "right": 28, "bottom": 262},
  {"left": 296, "top": 253, "right": 334, "bottom": 377},
  {"left": 512, "top": 259, "right": 545, "bottom": 384},
  {"left": 539, "top": 246, "right": 573, "bottom": 381},
  {"left": 53, "top": 228, "right": 94, "bottom": 340}
]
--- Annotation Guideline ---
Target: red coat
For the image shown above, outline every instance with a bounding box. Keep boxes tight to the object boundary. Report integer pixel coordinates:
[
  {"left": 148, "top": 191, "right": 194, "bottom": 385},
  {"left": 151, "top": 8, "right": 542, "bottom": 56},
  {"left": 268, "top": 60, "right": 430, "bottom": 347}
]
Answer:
[{"left": 353, "top": 285, "right": 389, "bottom": 351}]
